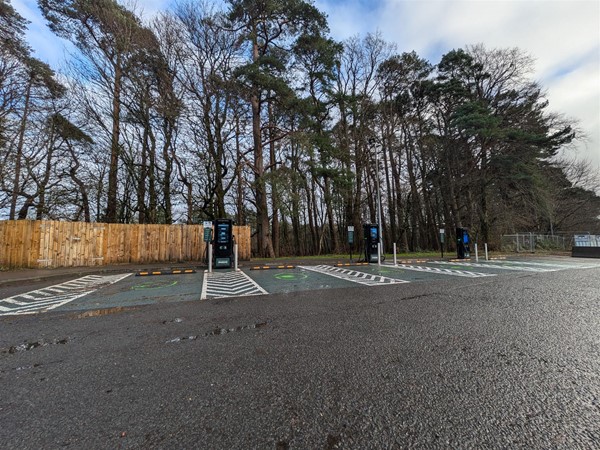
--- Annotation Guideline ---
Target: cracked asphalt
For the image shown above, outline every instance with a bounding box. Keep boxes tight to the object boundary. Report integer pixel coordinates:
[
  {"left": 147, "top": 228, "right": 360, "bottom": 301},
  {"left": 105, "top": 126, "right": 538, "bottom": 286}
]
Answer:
[{"left": 1, "top": 265, "right": 599, "bottom": 448}]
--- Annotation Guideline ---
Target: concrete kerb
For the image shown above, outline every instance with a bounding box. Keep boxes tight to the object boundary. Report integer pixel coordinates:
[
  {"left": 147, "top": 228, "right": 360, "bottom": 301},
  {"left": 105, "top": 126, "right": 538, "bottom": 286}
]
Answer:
[
  {"left": 0, "top": 257, "right": 344, "bottom": 286},
  {"left": 0, "top": 263, "right": 205, "bottom": 288}
]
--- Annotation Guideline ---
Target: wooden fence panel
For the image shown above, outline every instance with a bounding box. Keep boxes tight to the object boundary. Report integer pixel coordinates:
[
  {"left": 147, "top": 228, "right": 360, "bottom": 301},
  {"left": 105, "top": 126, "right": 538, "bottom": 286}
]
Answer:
[
  {"left": 0, "top": 220, "right": 251, "bottom": 269},
  {"left": 38, "top": 221, "right": 50, "bottom": 267},
  {"left": 29, "top": 220, "right": 40, "bottom": 267},
  {"left": 1, "top": 221, "right": 24, "bottom": 267},
  {"left": 235, "top": 226, "right": 251, "bottom": 260}
]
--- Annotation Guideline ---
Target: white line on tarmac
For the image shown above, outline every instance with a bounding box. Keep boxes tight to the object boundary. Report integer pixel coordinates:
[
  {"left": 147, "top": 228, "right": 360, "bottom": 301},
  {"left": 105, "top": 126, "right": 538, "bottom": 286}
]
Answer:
[
  {"left": 382, "top": 263, "right": 494, "bottom": 278},
  {"left": 485, "top": 260, "right": 600, "bottom": 269},
  {"left": 200, "top": 272, "right": 208, "bottom": 300},
  {"left": 237, "top": 271, "right": 268, "bottom": 294},
  {"left": 430, "top": 261, "right": 555, "bottom": 272}
]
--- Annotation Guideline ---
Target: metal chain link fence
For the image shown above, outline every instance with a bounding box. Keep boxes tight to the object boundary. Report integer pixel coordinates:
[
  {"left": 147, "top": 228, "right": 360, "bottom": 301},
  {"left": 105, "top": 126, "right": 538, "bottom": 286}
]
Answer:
[{"left": 500, "top": 233, "right": 571, "bottom": 253}]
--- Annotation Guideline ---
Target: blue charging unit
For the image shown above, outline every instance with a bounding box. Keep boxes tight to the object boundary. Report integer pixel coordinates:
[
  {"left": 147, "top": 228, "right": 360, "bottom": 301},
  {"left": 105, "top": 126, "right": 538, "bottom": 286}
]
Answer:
[
  {"left": 363, "top": 223, "right": 380, "bottom": 263},
  {"left": 456, "top": 227, "right": 471, "bottom": 259}
]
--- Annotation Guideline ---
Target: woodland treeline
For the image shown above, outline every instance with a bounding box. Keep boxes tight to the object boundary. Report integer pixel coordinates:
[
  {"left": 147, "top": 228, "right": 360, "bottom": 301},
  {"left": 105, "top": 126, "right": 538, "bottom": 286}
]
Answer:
[{"left": 1, "top": 0, "right": 599, "bottom": 257}]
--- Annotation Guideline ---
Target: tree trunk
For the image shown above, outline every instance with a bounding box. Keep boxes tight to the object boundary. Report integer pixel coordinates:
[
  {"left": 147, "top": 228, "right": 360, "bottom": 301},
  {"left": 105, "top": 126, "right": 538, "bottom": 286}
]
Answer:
[
  {"left": 291, "top": 142, "right": 302, "bottom": 256},
  {"left": 269, "top": 101, "right": 280, "bottom": 257},
  {"left": 324, "top": 176, "right": 339, "bottom": 253},
  {"left": 404, "top": 133, "right": 422, "bottom": 250},
  {"left": 10, "top": 80, "right": 31, "bottom": 220},
  {"left": 17, "top": 196, "right": 35, "bottom": 220},
  {"left": 148, "top": 129, "right": 157, "bottom": 223},
  {"left": 162, "top": 118, "right": 173, "bottom": 225},
  {"left": 186, "top": 182, "right": 193, "bottom": 224},
  {"left": 251, "top": 37, "right": 274, "bottom": 258},
  {"left": 479, "top": 144, "right": 490, "bottom": 243},
  {"left": 35, "top": 134, "right": 56, "bottom": 221},
  {"left": 138, "top": 126, "right": 148, "bottom": 224},
  {"left": 383, "top": 133, "right": 397, "bottom": 245},
  {"left": 69, "top": 157, "right": 91, "bottom": 223},
  {"left": 106, "top": 58, "right": 122, "bottom": 223}
]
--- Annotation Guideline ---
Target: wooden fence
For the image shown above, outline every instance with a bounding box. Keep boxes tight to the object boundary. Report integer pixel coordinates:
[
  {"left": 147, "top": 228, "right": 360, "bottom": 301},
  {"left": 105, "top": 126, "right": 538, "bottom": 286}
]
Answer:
[{"left": 0, "top": 220, "right": 251, "bottom": 269}]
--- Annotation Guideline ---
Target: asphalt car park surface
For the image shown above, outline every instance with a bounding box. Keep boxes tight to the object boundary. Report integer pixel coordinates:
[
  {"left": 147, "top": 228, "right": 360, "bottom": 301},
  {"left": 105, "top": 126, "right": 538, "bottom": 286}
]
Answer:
[
  {"left": 0, "top": 256, "right": 599, "bottom": 448},
  {"left": 2, "top": 256, "right": 600, "bottom": 314}
]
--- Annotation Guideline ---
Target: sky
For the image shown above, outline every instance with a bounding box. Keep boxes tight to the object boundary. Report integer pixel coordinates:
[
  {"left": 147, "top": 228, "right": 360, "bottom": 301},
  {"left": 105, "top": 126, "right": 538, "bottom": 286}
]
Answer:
[{"left": 10, "top": 0, "right": 600, "bottom": 174}]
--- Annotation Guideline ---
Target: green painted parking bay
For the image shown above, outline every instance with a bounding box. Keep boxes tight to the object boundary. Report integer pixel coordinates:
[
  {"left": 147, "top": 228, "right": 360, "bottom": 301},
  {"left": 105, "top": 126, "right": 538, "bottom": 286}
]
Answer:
[
  {"left": 359, "top": 263, "right": 494, "bottom": 280},
  {"left": 428, "top": 260, "right": 556, "bottom": 274},
  {"left": 57, "top": 271, "right": 205, "bottom": 311},
  {"left": 244, "top": 266, "right": 359, "bottom": 294},
  {"left": 481, "top": 258, "right": 600, "bottom": 270},
  {"left": 357, "top": 264, "right": 445, "bottom": 282}
]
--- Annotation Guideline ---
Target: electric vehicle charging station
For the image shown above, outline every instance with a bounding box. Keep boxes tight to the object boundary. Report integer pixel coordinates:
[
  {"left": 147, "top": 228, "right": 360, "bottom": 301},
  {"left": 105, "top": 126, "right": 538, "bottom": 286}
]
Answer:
[
  {"left": 363, "top": 223, "right": 380, "bottom": 263},
  {"left": 456, "top": 227, "right": 471, "bottom": 259},
  {"left": 213, "top": 219, "right": 234, "bottom": 269}
]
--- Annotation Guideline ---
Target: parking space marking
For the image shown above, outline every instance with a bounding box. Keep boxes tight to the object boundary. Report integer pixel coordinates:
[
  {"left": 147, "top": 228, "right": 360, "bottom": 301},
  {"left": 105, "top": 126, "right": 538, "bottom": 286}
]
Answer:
[
  {"left": 382, "top": 263, "right": 495, "bottom": 278},
  {"left": 299, "top": 265, "right": 409, "bottom": 286},
  {"left": 0, "top": 274, "right": 133, "bottom": 315},
  {"left": 480, "top": 260, "right": 600, "bottom": 270},
  {"left": 430, "top": 261, "right": 556, "bottom": 272},
  {"left": 201, "top": 270, "right": 268, "bottom": 300}
]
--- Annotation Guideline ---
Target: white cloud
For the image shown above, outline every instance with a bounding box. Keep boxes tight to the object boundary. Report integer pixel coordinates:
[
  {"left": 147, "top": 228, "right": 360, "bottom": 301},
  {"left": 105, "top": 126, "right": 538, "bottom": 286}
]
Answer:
[
  {"left": 10, "top": 0, "right": 174, "bottom": 65},
  {"left": 318, "top": 0, "right": 600, "bottom": 168},
  {"left": 10, "top": 0, "right": 68, "bottom": 67},
  {"left": 548, "top": 59, "right": 600, "bottom": 166},
  {"left": 10, "top": 0, "right": 600, "bottom": 171},
  {"left": 124, "top": 0, "right": 175, "bottom": 21}
]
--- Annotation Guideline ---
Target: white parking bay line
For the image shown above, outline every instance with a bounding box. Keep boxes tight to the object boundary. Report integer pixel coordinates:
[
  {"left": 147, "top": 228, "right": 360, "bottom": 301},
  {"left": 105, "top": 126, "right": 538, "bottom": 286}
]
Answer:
[
  {"left": 382, "top": 263, "right": 495, "bottom": 278},
  {"left": 485, "top": 260, "right": 600, "bottom": 270},
  {"left": 430, "top": 261, "right": 555, "bottom": 272}
]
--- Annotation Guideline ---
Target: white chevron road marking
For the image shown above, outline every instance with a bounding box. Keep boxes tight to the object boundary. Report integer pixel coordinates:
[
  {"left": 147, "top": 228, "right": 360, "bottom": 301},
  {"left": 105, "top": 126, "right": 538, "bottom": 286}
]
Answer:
[
  {"left": 476, "top": 260, "right": 600, "bottom": 270},
  {"left": 201, "top": 270, "right": 268, "bottom": 300},
  {"left": 299, "top": 265, "right": 409, "bottom": 286},
  {"left": 429, "top": 261, "right": 556, "bottom": 272},
  {"left": 382, "top": 263, "right": 495, "bottom": 278},
  {"left": 0, "top": 273, "right": 132, "bottom": 316}
]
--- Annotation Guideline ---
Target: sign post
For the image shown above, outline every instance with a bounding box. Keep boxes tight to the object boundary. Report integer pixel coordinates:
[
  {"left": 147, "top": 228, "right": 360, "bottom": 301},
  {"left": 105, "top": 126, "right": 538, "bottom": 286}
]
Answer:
[{"left": 439, "top": 228, "right": 445, "bottom": 259}]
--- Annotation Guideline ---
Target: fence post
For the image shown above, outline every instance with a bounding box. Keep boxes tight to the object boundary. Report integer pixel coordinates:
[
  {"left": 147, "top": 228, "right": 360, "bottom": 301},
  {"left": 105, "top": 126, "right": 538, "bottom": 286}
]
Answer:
[
  {"left": 530, "top": 232, "right": 534, "bottom": 253},
  {"left": 516, "top": 233, "right": 520, "bottom": 252}
]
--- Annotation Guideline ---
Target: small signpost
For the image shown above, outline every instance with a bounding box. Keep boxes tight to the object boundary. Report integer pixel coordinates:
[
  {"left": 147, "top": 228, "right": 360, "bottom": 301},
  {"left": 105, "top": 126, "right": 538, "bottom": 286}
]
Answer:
[
  {"left": 203, "top": 221, "right": 213, "bottom": 243},
  {"left": 439, "top": 228, "right": 445, "bottom": 258},
  {"left": 348, "top": 226, "right": 354, "bottom": 261}
]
